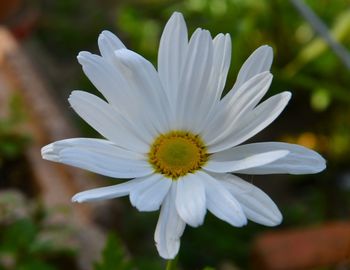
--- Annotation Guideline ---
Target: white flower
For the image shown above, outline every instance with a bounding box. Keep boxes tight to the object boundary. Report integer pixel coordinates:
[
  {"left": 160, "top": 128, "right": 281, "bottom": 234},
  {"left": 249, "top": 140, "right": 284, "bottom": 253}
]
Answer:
[{"left": 41, "top": 12, "right": 326, "bottom": 259}]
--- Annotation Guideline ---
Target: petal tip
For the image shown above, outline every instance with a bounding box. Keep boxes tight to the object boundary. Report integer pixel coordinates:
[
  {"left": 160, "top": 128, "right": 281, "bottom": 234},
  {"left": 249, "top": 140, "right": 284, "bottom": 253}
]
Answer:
[
  {"left": 172, "top": 11, "right": 184, "bottom": 18},
  {"left": 77, "top": 51, "right": 91, "bottom": 63},
  {"left": 266, "top": 213, "right": 283, "bottom": 227},
  {"left": 71, "top": 195, "right": 82, "bottom": 203}
]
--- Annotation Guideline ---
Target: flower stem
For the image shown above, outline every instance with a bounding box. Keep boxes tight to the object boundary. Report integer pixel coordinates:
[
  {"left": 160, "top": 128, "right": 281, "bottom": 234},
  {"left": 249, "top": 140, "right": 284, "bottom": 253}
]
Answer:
[{"left": 166, "top": 256, "right": 178, "bottom": 270}]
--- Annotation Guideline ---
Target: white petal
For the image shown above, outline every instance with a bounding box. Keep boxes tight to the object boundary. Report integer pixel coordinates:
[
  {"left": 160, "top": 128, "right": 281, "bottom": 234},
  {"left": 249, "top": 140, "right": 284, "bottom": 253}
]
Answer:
[
  {"left": 217, "top": 173, "right": 282, "bottom": 226},
  {"left": 177, "top": 29, "right": 213, "bottom": 131},
  {"left": 227, "top": 142, "right": 326, "bottom": 174},
  {"left": 98, "top": 30, "right": 126, "bottom": 60},
  {"left": 208, "top": 92, "right": 292, "bottom": 153},
  {"left": 199, "top": 171, "right": 247, "bottom": 227},
  {"left": 41, "top": 138, "right": 144, "bottom": 161},
  {"left": 175, "top": 174, "right": 206, "bottom": 227},
  {"left": 211, "top": 33, "right": 232, "bottom": 102},
  {"left": 129, "top": 174, "right": 172, "bottom": 212},
  {"left": 77, "top": 51, "right": 130, "bottom": 107},
  {"left": 72, "top": 178, "right": 140, "bottom": 203},
  {"left": 158, "top": 12, "right": 188, "bottom": 114},
  {"left": 204, "top": 150, "right": 289, "bottom": 173},
  {"left": 42, "top": 138, "right": 153, "bottom": 179},
  {"left": 77, "top": 52, "right": 160, "bottom": 139},
  {"left": 113, "top": 49, "right": 171, "bottom": 133},
  {"left": 232, "top": 45, "right": 273, "bottom": 92},
  {"left": 222, "top": 71, "right": 272, "bottom": 113},
  {"left": 202, "top": 46, "right": 272, "bottom": 134},
  {"left": 68, "top": 90, "right": 152, "bottom": 153},
  {"left": 155, "top": 183, "right": 186, "bottom": 259},
  {"left": 203, "top": 72, "right": 272, "bottom": 144},
  {"left": 196, "top": 33, "right": 232, "bottom": 132}
]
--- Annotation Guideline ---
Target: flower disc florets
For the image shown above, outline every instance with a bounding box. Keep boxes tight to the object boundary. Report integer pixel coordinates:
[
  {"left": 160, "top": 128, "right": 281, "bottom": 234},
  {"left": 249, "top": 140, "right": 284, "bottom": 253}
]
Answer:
[{"left": 148, "top": 131, "right": 209, "bottom": 179}]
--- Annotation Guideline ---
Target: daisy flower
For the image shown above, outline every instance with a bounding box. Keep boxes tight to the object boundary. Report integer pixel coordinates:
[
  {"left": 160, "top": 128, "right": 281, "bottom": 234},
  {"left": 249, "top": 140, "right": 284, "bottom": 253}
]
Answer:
[{"left": 41, "top": 12, "right": 326, "bottom": 259}]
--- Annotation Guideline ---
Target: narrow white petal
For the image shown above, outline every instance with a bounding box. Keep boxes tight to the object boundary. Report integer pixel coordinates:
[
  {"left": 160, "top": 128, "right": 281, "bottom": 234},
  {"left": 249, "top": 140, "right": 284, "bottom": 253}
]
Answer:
[
  {"left": 227, "top": 142, "right": 326, "bottom": 174},
  {"left": 129, "top": 174, "right": 172, "bottom": 212},
  {"left": 211, "top": 33, "right": 232, "bottom": 102},
  {"left": 177, "top": 29, "right": 213, "bottom": 131},
  {"left": 68, "top": 90, "right": 152, "bottom": 153},
  {"left": 199, "top": 171, "right": 247, "bottom": 227},
  {"left": 155, "top": 183, "right": 186, "bottom": 259},
  {"left": 113, "top": 49, "right": 171, "bottom": 133},
  {"left": 221, "top": 71, "right": 272, "bottom": 117},
  {"left": 232, "top": 45, "right": 273, "bottom": 92},
  {"left": 204, "top": 150, "right": 289, "bottom": 173},
  {"left": 76, "top": 52, "right": 160, "bottom": 139},
  {"left": 42, "top": 138, "right": 153, "bottom": 178},
  {"left": 77, "top": 52, "right": 130, "bottom": 107},
  {"left": 158, "top": 12, "right": 188, "bottom": 113},
  {"left": 208, "top": 92, "right": 292, "bottom": 153},
  {"left": 98, "top": 30, "right": 126, "bottom": 59},
  {"left": 217, "top": 173, "right": 282, "bottom": 226},
  {"left": 196, "top": 33, "right": 232, "bottom": 132},
  {"left": 72, "top": 179, "right": 140, "bottom": 203},
  {"left": 203, "top": 72, "right": 272, "bottom": 144},
  {"left": 175, "top": 174, "right": 206, "bottom": 227},
  {"left": 41, "top": 138, "right": 144, "bottom": 161}
]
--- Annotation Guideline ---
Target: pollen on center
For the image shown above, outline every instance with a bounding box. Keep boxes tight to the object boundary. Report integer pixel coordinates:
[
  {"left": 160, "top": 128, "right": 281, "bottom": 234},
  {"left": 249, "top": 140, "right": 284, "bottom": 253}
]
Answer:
[{"left": 148, "top": 131, "right": 209, "bottom": 180}]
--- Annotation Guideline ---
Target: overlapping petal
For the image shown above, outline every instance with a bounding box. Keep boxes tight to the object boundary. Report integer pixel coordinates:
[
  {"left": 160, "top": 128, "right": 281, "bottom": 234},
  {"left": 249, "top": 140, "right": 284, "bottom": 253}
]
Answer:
[
  {"left": 77, "top": 51, "right": 165, "bottom": 138},
  {"left": 113, "top": 49, "right": 171, "bottom": 132},
  {"left": 208, "top": 92, "right": 292, "bottom": 153},
  {"left": 199, "top": 171, "right": 247, "bottom": 227},
  {"left": 203, "top": 72, "right": 273, "bottom": 143},
  {"left": 227, "top": 142, "right": 326, "bottom": 174},
  {"left": 175, "top": 174, "right": 206, "bottom": 227},
  {"left": 232, "top": 45, "right": 273, "bottom": 93},
  {"left": 216, "top": 173, "right": 282, "bottom": 226},
  {"left": 98, "top": 30, "right": 126, "bottom": 60},
  {"left": 177, "top": 29, "right": 213, "bottom": 131},
  {"left": 77, "top": 51, "right": 130, "bottom": 108},
  {"left": 155, "top": 184, "right": 186, "bottom": 259},
  {"left": 204, "top": 150, "right": 289, "bottom": 173},
  {"left": 68, "top": 90, "right": 154, "bottom": 152},
  {"left": 196, "top": 33, "right": 232, "bottom": 132},
  {"left": 129, "top": 174, "right": 172, "bottom": 212}
]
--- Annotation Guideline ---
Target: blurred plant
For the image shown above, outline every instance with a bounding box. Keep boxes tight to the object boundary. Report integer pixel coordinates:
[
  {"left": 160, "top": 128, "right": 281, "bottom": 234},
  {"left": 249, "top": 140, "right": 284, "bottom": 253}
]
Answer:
[
  {"left": 36, "top": 0, "right": 112, "bottom": 57},
  {"left": 93, "top": 233, "right": 132, "bottom": 270},
  {"left": 0, "top": 95, "right": 30, "bottom": 166},
  {"left": 0, "top": 190, "right": 77, "bottom": 270},
  {"left": 93, "top": 232, "right": 219, "bottom": 270}
]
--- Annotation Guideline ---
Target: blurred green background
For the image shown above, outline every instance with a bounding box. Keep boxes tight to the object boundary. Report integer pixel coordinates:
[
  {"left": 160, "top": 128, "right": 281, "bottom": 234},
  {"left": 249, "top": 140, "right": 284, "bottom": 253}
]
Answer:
[{"left": 1, "top": 0, "right": 350, "bottom": 269}]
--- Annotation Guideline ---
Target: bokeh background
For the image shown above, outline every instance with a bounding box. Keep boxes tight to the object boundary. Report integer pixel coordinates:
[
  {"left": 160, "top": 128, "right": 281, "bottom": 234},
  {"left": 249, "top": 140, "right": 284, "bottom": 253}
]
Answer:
[{"left": 0, "top": 0, "right": 350, "bottom": 269}]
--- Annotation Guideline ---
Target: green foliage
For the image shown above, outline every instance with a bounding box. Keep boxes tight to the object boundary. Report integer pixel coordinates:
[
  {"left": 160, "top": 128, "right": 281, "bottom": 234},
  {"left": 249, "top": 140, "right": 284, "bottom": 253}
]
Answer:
[
  {"left": 0, "top": 191, "right": 76, "bottom": 270},
  {"left": 94, "top": 233, "right": 132, "bottom": 270},
  {"left": 36, "top": 0, "right": 112, "bottom": 57},
  {"left": 0, "top": 95, "right": 30, "bottom": 164}
]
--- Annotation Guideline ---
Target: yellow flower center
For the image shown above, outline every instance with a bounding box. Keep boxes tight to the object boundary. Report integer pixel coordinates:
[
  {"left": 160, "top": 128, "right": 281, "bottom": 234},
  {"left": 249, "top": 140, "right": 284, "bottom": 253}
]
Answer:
[{"left": 148, "top": 131, "right": 209, "bottom": 180}]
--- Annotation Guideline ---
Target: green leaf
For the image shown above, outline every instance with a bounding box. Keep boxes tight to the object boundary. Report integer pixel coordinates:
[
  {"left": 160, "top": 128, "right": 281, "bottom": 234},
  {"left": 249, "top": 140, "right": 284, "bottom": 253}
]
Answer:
[
  {"left": 94, "top": 233, "right": 132, "bottom": 270},
  {"left": 18, "top": 260, "right": 56, "bottom": 270},
  {"left": 0, "top": 219, "right": 37, "bottom": 252}
]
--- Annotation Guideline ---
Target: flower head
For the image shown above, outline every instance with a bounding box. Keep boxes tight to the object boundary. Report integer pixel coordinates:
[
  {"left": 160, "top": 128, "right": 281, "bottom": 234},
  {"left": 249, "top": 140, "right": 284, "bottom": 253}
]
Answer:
[{"left": 41, "top": 12, "right": 326, "bottom": 259}]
